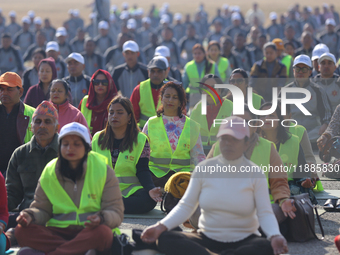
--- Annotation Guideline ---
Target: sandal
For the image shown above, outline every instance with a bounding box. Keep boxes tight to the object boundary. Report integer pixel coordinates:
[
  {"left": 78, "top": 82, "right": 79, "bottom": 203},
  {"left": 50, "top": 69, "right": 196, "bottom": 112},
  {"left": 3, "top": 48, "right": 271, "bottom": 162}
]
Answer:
[{"left": 323, "top": 199, "right": 337, "bottom": 210}]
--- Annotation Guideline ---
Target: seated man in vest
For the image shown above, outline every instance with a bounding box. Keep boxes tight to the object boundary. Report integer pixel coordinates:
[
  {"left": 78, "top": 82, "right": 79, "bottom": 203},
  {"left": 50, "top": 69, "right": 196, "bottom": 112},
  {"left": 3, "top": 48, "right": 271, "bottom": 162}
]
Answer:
[
  {"left": 130, "top": 56, "right": 169, "bottom": 129},
  {"left": 0, "top": 72, "right": 35, "bottom": 177},
  {"left": 63, "top": 53, "right": 91, "bottom": 107},
  {"left": 5, "top": 101, "right": 59, "bottom": 245}
]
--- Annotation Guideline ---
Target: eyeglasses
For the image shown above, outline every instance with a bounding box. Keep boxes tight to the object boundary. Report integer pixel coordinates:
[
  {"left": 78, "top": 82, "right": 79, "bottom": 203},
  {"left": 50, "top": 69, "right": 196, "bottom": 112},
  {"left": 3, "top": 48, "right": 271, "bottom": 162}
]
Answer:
[
  {"left": 92, "top": 79, "right": 109, "bottom": 86},
  {"left": 229, "top": 78, "right": 245, "bottom": 85},
  {"left": 293, "top": 66, "right": 310, "bottom": 73}
]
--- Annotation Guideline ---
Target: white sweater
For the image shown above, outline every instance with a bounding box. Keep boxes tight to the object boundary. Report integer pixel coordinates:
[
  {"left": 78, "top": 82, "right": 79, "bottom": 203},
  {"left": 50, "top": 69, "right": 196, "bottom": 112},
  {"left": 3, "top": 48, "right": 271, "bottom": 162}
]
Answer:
[{"left": 160, "top": 154, "right": 281, "bottom": 242}]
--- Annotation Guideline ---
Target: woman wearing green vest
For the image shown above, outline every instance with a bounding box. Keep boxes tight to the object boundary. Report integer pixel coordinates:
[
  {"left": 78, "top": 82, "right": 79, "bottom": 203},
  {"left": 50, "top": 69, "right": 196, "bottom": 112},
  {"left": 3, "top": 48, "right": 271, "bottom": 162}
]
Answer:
[
  {"left": 259, "top": 102, "right": 317, "bottom": 204},
  {"left": 190, "top": 74, "right": 233, "bottom": 150},
  {"left": 225, "top": 68, "right": 264, "bottom": 110},
  {"left": 15, "top": 122, "right": 124, "bottom": 255},
  {"left": 92, "top": 96, "right": 162, "bottom": 214},
  {"left": 207, "top": 41, "right": 231, "bottom": 82},
  {"left": 78, "top": 69, "right": 118, "bottom": 136},
  {"left": 182, "top": 43, "right": 219, "bottom": 108},
  {"left": 142, "top": 81, "right": 206, "bottom": 187}
]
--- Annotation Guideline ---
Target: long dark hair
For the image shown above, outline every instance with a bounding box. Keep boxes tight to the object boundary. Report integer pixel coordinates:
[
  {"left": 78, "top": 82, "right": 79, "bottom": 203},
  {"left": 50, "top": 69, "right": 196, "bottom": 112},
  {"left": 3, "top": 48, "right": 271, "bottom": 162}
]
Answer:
[
  {"left": 259, "top": 101, "right": 290, "bottom": 144},
  {"left": 98, "top": 96, "right": 139, "bottom": 153},
  {"left": 157, "top": 82, "right": 186, "bottom": 117},
  {"left": 226, "top": 68, "right": 249, "bottom": 101},
  {"left": 192, "top": 43, "right": 213, "bottom": 74},
  {"left": 58, "top": 137, "right": 91, "bottom": 181}
]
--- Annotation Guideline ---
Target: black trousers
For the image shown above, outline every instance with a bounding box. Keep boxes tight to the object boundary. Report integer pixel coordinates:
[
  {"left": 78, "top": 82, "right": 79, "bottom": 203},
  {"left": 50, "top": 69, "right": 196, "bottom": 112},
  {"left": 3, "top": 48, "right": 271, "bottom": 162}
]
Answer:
[
  {"left": 157, "top": 231, "right": 274, "bottom": 255},
  {"left": 123, "top": 188, "right": 156, "bottom": 214}
]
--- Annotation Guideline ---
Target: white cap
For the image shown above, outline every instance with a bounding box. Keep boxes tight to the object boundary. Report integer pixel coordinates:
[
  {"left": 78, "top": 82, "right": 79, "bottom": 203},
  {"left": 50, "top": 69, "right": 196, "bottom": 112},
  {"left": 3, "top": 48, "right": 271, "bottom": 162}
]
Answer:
[
  {"left": 160, "top": 14, "right": 170, "bottom": 24},
  {"left": 163, "top": 3, "right": 169, "bottom": 9},
  {"left": 231, "top": 12, "right": 241, "bottom": 21},
  {"left": 98, "top": 20, "right": 109, "bottom": 30},
  {"left": 111, "top": 5, "right": 118, "bottom": 11},
  {"left": 34, "top": 17, "right": 42, "bottom": 25},
  {"left": 123, "top": 40, "right": 139, "bottom": 52},
  {"left": 142, "top": 17, "right": 151, "bottom": 24},
  {"left": 65, "top": 52, "right": 85, "bottom": 64},
  {"left": 21, "top": 16, "right": 31, "bottom": 24},
  {"left": 73, "top": 9, "right": 80, "bottom": 17},
  {"left": 136, "top": 8, "right": 144, "bottom": 16},
  {"left": 311, "top": 43, "right": 330, "bottom": 61},
  {"left": 122, "top": 2, "right": 129, "bottom": 9},
  {"left": 325, "top": 18, "right": 336, "bottom": 26},
  {"left": 120, "top": 11, "right": 129, "bottom": 20},
  {"left": 318, "top": 52, "right": 336, "bottom": 64},
  {"left": 56, "top": 27, "right": 67, "bottom": 37},
  {"left": 109, "top": 14, "right": 116, "bottom": 22},
  {"left": 68, "top": 9, "right": 74, "bottom": 15},
  {"left": 127, "top": 19, "right": 137, "bottom": 29},
  {"left": 46, "top": 41, "right": 60, "bottom": 52},
  {"left": 293, "top": 54, "right": 312, "bottom": 68},
  {"left": 323, "top": 3, "right": 329, "bottom": 8},
  {"left": 9, "top": 11, "right": 16, "bottom": 18},
  {"left": 222, "top": 4, "right": 229, "bottom": 10},
  {"left": 155, "top": 46, "right": 170, "bottom": 58},
  {"left": 307, "top": 6, "right": 313, "bottom": 13},
  {"left": 89, "top": 12, "right": 96, "bottom": 19},
  {"left": 59, "top": 122, "right": 91, "bottom": 147},
  {"left": 233, "top": 6, "right": 240, "bottom": 12},
  {"left": 153, "top": 56, "right": 169, "bottom": 68},
  {"left": 174, "top": 13, "right": 182, "bottom": 21},
  {"left": 27, "top": 10, "right": 35, "bottom": 18},
  {"left": 269, "top": 12, "right": 277, "bottom": 20}
]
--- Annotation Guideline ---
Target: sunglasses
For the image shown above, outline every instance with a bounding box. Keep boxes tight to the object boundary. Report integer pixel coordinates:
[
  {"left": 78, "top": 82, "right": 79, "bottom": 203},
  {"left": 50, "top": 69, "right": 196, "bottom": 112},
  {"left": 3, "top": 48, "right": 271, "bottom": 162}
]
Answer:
[
  {"left": 229, "top": 78, "right": 245, "bottom": 85},
  {"left": 92, "top": 79, "right": 109, "bottom": 86}
]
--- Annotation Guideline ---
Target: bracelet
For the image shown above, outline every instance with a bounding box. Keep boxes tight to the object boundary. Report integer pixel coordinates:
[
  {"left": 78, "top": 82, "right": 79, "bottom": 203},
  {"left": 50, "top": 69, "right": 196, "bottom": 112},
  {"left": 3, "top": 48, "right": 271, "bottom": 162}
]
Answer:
[{"left": 279, "top": 198, "right": 289, "bottom": 207}]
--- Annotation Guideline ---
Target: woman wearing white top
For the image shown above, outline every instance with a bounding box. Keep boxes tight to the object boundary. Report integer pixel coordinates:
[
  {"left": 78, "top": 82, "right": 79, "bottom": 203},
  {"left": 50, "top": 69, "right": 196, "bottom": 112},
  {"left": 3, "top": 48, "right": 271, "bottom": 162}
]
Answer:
[{"left": 141, "top": 116, "right": 288, "bottom": 255}]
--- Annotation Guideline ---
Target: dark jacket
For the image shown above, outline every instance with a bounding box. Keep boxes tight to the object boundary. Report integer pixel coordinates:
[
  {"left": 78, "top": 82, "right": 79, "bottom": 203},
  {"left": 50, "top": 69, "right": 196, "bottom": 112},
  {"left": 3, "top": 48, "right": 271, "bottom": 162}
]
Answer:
[
  {"left": 249, "top": 59, "right": 287, "bottom": 101},
  {"left": 6, "top": 134, "right": 59, "bottom": 211}
]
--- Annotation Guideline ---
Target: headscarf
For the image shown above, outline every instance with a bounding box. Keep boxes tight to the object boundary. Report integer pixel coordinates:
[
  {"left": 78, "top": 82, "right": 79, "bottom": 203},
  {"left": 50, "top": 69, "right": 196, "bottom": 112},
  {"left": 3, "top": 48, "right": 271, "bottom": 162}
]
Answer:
[
  {"left": 86, "top": 69, "right": 118, "bottom": 112},
  {"left": 38, "top": 57, "right": 57, "bottom": 85}
]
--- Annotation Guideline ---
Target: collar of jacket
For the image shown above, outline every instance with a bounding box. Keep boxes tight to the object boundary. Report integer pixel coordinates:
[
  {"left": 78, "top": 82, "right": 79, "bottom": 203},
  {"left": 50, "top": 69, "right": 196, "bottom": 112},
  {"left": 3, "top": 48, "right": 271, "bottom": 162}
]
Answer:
[
  {"left": 69, "top": 74, "right": 85, "bottom": 82},
  {"left": 259, "top": 59, "right": 282, "bottom": 74},
  {"left": 52, "top": 99, "right": 69, "bottom": 112},
  {"left": 293, "top": 79, "right": 311, "bottom": 88},
  {"left": 315, "top": 73, "right": 340, "bottom": 85},
  {"left": 30, "top": 133, "right": 59, "bottom": 153},
  {"left": 124, "top": 62, "right": 140, "bottom": 72}
]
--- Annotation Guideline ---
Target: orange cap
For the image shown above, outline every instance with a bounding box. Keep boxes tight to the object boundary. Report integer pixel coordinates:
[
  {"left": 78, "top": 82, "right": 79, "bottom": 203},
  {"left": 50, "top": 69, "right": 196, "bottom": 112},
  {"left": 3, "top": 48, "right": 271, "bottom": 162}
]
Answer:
[
  {"left": 272, "top": 38, "right": 284, "bottom": 50},
  {"left": 0, "top": 72, "right": 22, "bottom": 88}
]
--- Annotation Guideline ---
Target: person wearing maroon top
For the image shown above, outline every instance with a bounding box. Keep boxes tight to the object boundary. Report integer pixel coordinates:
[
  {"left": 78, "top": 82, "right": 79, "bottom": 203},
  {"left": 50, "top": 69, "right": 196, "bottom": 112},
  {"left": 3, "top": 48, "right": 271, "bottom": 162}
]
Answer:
[
  {"left": 24, "top": 57, "right": 57, "bottom": 108},
  {"left": 78, "top": 69, "right": 118, "bottom": 136},
  {"left": 0, "top": 172, "right": 9, "bottom": 254}
]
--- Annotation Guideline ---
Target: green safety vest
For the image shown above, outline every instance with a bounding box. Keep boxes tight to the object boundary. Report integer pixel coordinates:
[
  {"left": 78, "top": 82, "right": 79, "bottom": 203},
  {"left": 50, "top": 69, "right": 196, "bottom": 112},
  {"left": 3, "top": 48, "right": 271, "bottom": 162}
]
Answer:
[
  {"left": 217, "top": 57, "right": 229, "bottom": 82},
  {"left": 80, "top": 96, "right": 93, "bottom": 133},
  {"left": 23, "top": 104, "right": 35, "bottom": 144},
  {"left": 148, "top": 115, "right": 200, "bottom": 178},
  {"left": 278, "top": 134, "right": 299, "bottom": 181},
  {"left": 190, "top": 99, "right": 233, "bottom": 146},
  {"left": 40, "top": 151, "right": 119, "bottom": 234},
  {"left": 138, "top": 79, "right": 161, "bottom": 128},
  {"left": 288, "top": 123, "right": 305, "bottom": 143},
  {"left": 281, "top": 55, "right": 292, "bottom": 77},
  {"left": 185, "top": 60, "right": 216, "bottom": 94},
  {"left": 213, "top": 137, "right": 275, "bottom": 203},
  {"left": 92, "top": 131, "right": 147, "bottom": 198}
]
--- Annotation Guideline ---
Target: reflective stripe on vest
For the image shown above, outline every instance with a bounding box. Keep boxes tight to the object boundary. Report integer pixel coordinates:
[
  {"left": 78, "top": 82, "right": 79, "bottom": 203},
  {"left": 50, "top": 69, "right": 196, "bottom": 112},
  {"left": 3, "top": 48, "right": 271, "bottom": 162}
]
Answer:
[
  {"left": 40, "top": 151, "right": 107, "bottom": 228},
  {"left": 213, "top": 137, "right": 275, "bottom": 203},
  {"left": 138, "top": 79, "right": 161, "bottom": 128},
  {"left": 278, "top": 134, "right": 299, "bottom": 181},
  {"left": 148, "top": 115, "right": 200, "bottom": 177},
  {"left": 281, "top": 55, "right": 292, "bottom": 77},
  {"left": 217, "top": 57, "right": 229, "bottom": 82},
  {"left": 92, "top": 131, "right": 147, "bottom": 198},
  {"left": 190, "top": 99, "right": 233, "bottom": 146},
  {"left": 80, "top": 95, "right": 93, "bottom": 133},
  {"left": 23, "top": 104, "right": 35, "bottom": 144},
  {"left": 289, "top": 123, "right": 305, "bottom": 143},
  {"left": 185, "top": 60, "right": 216, "bottom": 94}
]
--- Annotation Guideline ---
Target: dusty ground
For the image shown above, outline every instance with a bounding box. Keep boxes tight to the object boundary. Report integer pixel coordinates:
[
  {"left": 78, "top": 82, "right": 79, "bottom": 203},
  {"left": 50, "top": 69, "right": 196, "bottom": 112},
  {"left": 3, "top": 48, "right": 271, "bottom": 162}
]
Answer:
[{"left": 1, "top": 0, "right": 340, "bottom": 28}]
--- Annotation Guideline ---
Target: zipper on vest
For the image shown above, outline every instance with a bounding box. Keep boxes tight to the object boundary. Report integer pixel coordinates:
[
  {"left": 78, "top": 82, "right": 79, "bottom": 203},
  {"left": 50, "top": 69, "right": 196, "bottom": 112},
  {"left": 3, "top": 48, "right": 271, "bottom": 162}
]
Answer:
[{"left": 74, "top": 181, "right": 77, "bottom": 192}]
